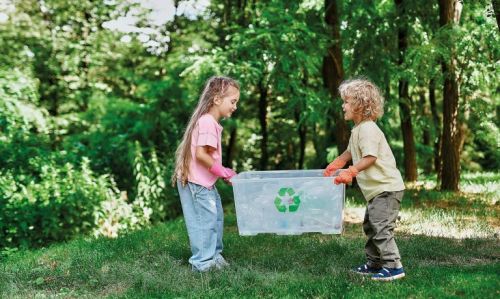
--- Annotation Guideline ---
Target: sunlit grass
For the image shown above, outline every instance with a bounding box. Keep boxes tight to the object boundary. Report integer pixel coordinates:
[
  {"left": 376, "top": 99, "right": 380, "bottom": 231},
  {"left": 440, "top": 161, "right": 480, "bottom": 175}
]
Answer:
[
  {"left": 344, "top": 171, "right": 500, "bottom": 239},
  {"left": 397, "top": 209, "right": 496, "bottom": 239},
  {"left": 1, "top": 172, "right": 498, "bottom": 298}
]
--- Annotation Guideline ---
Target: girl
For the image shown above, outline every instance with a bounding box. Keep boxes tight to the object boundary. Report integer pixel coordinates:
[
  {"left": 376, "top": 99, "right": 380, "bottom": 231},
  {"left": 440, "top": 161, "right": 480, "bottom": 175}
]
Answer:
[{"left": 172, "top": 76, "right": 240, "bottom": 272}]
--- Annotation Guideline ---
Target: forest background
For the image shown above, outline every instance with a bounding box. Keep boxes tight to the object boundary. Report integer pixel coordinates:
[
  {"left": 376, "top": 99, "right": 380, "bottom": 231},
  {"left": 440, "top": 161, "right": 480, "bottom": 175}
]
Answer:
[{"left": 0, "top": 0, "right": 498, "bottom": 250}]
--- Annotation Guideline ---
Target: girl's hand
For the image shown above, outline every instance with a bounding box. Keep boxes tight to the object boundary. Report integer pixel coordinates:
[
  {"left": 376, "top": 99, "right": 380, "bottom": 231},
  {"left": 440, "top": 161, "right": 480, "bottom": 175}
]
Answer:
[
  {"left": 334, "top": 166, "right": 359, "bottom": 185},
  {"left": 209, "top": 163, "right": 236, "bottom": 180}
]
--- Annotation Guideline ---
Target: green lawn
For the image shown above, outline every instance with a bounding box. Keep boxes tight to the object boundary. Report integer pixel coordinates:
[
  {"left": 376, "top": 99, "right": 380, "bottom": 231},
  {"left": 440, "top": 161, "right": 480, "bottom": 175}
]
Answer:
[{"left": 1, "top": 174, "right": 499, "bottom": 298}]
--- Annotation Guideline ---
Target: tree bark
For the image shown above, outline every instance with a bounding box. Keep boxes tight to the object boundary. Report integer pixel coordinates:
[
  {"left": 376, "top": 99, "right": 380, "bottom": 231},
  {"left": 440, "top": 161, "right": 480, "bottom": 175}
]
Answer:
[
  {"left": 225, "top": 127, "right": 237, "bottom": 168},
  {"left": 428, "top": 79, "right": 442, "bottom": 176},
  {"left": 258, "top": 79, "right": 269, "bottom": 170},
  {"left": 419, "top": 92, "right": 433, "bottom": 174},
  {"left": 492, "top": 0, "right": 500, "bottom": 31},
  {"left": 439, "top": 0, "right": 462, "bottom": 191},
  {"left": 323, "top": 0, "right": 349, "bottom": 163},
  {"left": 395, "top": 0, "right": 418, "bottom": 182},
  {"left": 295, "top": 108, "right": 307, "bottom": 169}
]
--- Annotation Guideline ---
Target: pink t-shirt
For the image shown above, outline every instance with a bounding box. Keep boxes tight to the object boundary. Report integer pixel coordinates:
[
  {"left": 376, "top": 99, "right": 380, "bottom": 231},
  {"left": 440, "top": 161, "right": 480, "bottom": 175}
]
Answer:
[{"left": 188, "top": 114, "right": 223, "bottom": 188}]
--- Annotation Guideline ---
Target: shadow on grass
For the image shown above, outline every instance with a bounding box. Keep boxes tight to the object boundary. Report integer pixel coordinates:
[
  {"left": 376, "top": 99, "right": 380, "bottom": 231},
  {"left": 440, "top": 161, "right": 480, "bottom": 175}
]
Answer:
[
  {"left": 1, "top": 173, "right": 499, "bottom": 298},
  {"left": 2, "top": 215, "right": 498, "bottom": 298}
]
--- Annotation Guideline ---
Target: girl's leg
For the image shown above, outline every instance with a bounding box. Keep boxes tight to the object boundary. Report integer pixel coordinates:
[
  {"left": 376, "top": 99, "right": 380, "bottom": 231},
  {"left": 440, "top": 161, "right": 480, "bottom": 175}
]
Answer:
[
  {"left": 214, "top": 187, "right": 224, "bottom": 257},
  {"left": 177, "top": 181, "right": 218, "bottom": 272},
  {"left": 213, "top": 187, "right": 229, "bottom": 267}
]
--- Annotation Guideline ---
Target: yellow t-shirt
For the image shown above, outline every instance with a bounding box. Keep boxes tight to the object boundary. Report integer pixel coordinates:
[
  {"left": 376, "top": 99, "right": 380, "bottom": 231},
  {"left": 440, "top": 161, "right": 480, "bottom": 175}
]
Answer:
[{"left": 347, "top": 120, "right": 405, "bottom": 201}]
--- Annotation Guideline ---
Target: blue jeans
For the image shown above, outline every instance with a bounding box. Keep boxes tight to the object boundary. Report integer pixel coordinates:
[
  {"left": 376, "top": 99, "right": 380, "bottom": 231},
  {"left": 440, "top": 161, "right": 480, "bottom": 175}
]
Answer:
[{"left": 177, "top": 181, "right": 225, "bottom": 271}]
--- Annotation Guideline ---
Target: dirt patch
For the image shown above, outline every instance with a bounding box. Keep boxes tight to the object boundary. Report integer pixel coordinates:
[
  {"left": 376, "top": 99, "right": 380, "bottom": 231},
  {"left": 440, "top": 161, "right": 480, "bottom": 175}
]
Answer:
[{"left": 343, "top": 208, "right": 365, "bottom": 224}]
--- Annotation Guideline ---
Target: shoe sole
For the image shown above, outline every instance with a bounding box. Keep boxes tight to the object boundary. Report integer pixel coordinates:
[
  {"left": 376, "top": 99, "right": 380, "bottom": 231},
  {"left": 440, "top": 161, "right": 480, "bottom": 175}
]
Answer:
[
  {"left": 371, "top": 273, "right": 405, "bottom": 281},
  {"left": 350, "top": 269, "right": 380, "bottom": 276}
]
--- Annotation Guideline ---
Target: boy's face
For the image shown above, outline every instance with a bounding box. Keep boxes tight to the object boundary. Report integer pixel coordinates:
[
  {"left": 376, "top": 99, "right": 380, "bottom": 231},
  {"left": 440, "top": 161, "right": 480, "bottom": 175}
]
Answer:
[{"left": 342, "top": 97, "right": 362, "bottom": 124}]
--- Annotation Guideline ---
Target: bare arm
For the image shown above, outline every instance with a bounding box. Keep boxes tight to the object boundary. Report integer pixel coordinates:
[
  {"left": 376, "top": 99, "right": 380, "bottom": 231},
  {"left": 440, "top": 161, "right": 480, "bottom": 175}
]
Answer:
[
  {"left": 338, "top": 150, "right": 352, "bottom": 163},
  {"left": 195, "top": 145, "right": 216, "bottom": 168},
  {"left": 353, "top": 155, "right": 377, "bottom": 172}
]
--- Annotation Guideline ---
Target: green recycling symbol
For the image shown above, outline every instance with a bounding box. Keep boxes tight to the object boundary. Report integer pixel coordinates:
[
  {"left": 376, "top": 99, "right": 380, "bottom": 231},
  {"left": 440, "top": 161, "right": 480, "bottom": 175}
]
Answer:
[{"left": 274, "top": 187, "right": 301, "bottom": 213}]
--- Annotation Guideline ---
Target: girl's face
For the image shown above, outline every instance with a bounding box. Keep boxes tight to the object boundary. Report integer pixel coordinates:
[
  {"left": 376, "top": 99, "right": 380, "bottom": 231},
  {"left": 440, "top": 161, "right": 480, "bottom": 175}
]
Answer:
[
  {"left": 342, "top": 97, "right": 362, "bottom": 124},
  {"left": 216, "top": 86, "right": 240, "bottom": 119}
]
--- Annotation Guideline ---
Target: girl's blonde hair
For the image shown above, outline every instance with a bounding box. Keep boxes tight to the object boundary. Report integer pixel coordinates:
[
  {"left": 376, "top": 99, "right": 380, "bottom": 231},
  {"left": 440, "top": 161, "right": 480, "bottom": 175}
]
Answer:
[
  {"left": 338, "top": 79, "right": 384, "bottom": 120},
  {"left": 171, "top": 76, "right": 240, "bottom": 186}
]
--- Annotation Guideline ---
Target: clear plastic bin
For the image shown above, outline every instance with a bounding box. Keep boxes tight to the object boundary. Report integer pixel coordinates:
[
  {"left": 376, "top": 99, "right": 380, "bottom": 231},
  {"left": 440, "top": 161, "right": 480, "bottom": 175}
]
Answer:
[{"left": 231, "top": 169, "right": 345, "bottom": 235}]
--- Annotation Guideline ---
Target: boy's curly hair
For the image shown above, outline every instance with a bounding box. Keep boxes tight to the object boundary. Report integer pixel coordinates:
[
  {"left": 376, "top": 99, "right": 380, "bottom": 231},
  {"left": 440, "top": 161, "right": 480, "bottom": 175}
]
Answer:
[{"left": 338, "top": 79, "right": 384, "bottom": 120}]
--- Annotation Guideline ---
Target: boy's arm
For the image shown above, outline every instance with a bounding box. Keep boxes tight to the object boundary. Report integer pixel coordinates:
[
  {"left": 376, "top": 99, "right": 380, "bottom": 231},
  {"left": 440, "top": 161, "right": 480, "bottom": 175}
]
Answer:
[
  {"left": 334, "top": 155, "right": 377, "bottom": 185},
  {"left": 338, "top": 150, "right": 352, "bottom": 163},
  {"left": 352, "top": 155, "right": 376, "bottom": 172},
  {"left": 323, "top": 150, "right": 352, "bottom": 176}
]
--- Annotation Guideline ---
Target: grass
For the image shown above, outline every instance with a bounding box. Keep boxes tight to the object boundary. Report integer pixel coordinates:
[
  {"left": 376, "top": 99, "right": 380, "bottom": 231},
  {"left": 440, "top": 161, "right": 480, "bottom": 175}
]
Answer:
[{"left": 1, "top": 172, "right": 499, "bottom": 298}]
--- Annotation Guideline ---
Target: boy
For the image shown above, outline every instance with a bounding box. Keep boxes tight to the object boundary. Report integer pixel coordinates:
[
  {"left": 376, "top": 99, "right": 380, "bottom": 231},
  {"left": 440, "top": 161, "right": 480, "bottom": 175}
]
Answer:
[{"left": 324, "top": 79, "right": 406, "bottom": 281}]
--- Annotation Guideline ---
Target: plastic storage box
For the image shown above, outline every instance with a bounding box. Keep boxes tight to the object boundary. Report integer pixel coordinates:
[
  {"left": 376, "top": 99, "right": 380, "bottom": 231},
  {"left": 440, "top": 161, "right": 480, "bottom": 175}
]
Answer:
[{"left": 231, "top": 169, "right": 345, "bottom": 235}]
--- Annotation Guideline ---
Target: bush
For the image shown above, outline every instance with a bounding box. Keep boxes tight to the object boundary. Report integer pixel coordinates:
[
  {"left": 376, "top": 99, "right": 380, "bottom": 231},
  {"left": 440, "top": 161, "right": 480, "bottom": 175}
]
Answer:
[{"left": 0, "top": 159, "right": 115, "bottom": 248}]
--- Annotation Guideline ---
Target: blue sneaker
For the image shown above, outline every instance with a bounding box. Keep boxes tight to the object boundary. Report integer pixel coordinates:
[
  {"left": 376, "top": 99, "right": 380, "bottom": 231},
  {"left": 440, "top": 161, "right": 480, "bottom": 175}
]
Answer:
[
  {"left": 351, "top": 264, "right": 381, "bottom": 275},
  {"left": 371, "top": 267, "right": 405, "bottom": 281}
]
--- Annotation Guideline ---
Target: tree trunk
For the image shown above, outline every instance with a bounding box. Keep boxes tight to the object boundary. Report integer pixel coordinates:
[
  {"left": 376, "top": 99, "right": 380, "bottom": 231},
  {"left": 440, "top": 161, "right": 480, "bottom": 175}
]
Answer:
[
  {"left": 492, "top": 0, "right": 500, "bottom": 31},
  {"left": 225, "top": 127, "right": 237, "bottom": 168},
  {"left": 295, "top": 109, "right": 307, "bottom": 169},
  {"left": 395, "top": 0, "right": 418, "bottom": 182},
  {"left": 419, "top": 92, "right": 433, "bottom": 174},
  {"left": 258, "top": 79, "right": 269, "bottom": 170},
  {"left": 428, "top": 79, "right": 442, "bottom": 176},
  {"left": 323, "top": 0, "right": 349, "bottom": 162},
  {"left": 439, "top": 0, "right": 462, "bottom": 191},
  {"left": 78, "top": 11, "right": 92, "bottom": 112}
]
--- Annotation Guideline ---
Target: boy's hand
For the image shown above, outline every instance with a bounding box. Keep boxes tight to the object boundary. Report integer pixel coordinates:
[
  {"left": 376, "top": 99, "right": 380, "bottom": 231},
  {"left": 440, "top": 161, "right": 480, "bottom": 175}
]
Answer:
[
  {"left": 334, "top": 166, "right": 359, "bottom": 185},
  {"left": 323, "top": 157, "right": 347, "bottom": 176}
]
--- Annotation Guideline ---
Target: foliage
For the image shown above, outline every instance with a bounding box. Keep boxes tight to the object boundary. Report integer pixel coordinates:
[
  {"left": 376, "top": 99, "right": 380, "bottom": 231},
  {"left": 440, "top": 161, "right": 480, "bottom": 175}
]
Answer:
[
  {"left": 0, "top": 0, "right": 498, "bottom": 248},
  {"left": 132, "top": 142, "right": 179, "bottom": 224},
  {"left": 0, "top": 158, "right": 115, "bottom": 248}
]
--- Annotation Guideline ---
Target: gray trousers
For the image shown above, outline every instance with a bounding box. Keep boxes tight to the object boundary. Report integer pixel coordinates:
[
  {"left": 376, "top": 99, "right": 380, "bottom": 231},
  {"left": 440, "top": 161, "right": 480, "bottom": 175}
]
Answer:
[{"left": 363, "top": 191, "right": 404, "bottom": 269}]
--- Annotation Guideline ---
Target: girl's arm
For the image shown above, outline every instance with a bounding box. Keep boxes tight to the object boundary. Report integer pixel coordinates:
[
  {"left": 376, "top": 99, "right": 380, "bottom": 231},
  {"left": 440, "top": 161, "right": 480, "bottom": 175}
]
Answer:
[
  {"left": 195, "top": 145, "right": 216, "bottom": 168},
  {"left": 195, "top": 145, "right": 236, "bottom": 180}
]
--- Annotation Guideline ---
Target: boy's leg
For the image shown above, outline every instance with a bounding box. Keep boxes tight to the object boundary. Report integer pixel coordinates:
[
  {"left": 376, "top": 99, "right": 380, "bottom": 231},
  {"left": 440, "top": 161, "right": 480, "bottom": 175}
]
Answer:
[
  {"left": 177, "top": 182, "right": 218, "bottom": 272},
  {"left": 363, "top": 207, "right": 382, "bottom": 268},
  {"left": 367, "top": 191, "right": 404, "bottom": 269}
]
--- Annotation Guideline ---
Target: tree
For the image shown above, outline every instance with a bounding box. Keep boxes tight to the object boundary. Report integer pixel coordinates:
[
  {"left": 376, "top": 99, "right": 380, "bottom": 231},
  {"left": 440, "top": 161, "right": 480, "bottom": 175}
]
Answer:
[
  {"left": 439, "top": 0, "right": 463, "bottom": 191},
  {"left": 395, "top": 0, "right": 418, "bottom": 181},
  {"left": 323, "top": 0, "right": 350, "bottom": 162}
]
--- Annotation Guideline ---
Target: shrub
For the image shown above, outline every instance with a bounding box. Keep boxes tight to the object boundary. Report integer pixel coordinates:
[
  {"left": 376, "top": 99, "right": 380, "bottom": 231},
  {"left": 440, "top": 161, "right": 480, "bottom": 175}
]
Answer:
[{"left": 0, "top": 157, "right": 163, "bottom": 248}]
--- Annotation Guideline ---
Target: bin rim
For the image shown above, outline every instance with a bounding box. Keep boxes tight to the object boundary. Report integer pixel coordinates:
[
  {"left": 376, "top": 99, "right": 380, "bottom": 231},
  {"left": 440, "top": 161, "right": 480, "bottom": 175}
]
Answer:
[{"left": 230, "top": 169, "right": 341, "bottom": 183}]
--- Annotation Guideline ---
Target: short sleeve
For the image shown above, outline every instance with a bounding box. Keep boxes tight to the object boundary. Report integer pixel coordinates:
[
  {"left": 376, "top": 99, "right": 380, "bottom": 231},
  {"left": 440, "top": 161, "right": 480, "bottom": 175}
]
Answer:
[
  {"left": 196, "top": 115, "right": 219, "bottom": 149},
  {"left": 358, "top": 123, "right": 380, "bottom": 158}
]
